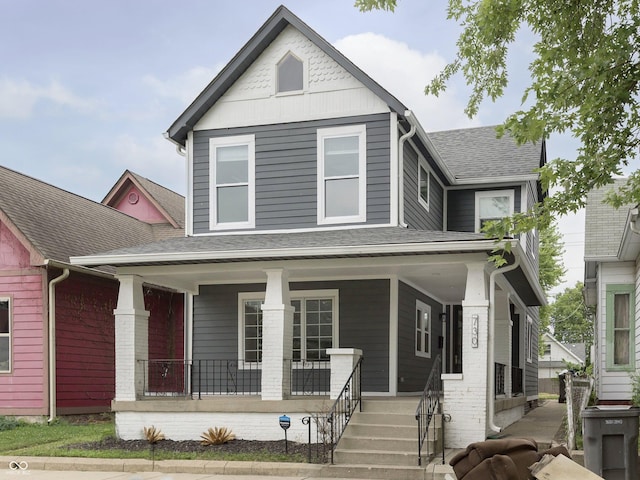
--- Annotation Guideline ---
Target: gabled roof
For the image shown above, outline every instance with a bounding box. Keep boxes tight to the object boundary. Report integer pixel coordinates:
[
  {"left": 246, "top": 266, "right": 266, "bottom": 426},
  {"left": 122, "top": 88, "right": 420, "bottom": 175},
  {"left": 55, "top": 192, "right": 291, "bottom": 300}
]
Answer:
[
  {"left": 541, "top": 332, "right": 585, "bottom": 364},
  {"left": 165, "top": 4, "right": 406, "bottom": 146},
  {"left": 102, "top": 170, "right": 185, "bottom": 228},
  {"left": 0, "top": 166, "right": 161, "bottom": 264},
  {"left": 428, "top": 126, "right": 545, "bottom": 182}
]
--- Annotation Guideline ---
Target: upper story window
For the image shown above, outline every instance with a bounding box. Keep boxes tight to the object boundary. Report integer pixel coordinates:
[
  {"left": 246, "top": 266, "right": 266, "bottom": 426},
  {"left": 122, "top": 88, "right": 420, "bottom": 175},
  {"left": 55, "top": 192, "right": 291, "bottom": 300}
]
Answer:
[
  {"left": 0, "top": 298, "right": 10, "bottom": 373},
  {"left": 317, "top": 125, "right": 367, "bottom": 225},
  {"left": 209, "top": 135, "right": 255, "bottom": 230},
  {"left": 543, "top": 343, "right": 551, "bottom": 356},
  {"left": 475, "top": 190, "right": 515, "bottom": 232},
  {"left": 277, "top": 52, "right": 303, "bottom": 94},
  {"left": 606, "top": 284, "right": 635, "bottom": 371},
  {"left": 415, "top": 299, "right": 431, "bottom": 358},
  {"left": 418, "top": 158, "right": 430, "bottom": 211}
]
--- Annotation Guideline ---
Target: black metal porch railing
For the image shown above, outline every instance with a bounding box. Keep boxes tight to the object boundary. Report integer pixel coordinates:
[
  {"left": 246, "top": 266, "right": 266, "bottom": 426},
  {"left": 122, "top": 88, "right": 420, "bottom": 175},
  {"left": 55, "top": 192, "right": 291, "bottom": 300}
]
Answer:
[
  {"left": 327, "top": 356, "right": 363, "bottom": 464},
  {"left": 301, "top": 414, "right": 331, "bottom": 463},
  {"left": 141, "top": 359, "right": 330, "bottom": 397},
  {"left": 495, "top": 362, "right": 506, "bottom": 397},
  {"left": 415, "top": 353, "right": 442, "bottom": 466},
  {"left": 290, "top": 360, "right": 330, "bottom": 396},
  {"left": 511, "top": 366, "right": 523, "bottom": 395}
]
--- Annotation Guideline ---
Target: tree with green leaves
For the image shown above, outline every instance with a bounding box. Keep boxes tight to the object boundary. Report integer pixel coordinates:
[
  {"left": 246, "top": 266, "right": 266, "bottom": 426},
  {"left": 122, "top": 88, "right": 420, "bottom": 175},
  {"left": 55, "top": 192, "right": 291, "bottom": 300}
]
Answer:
[
  {"left": 356, "top": 0, "right": 640, "bottom": 240},
  {"left": 547, "top": 282, "right": 594, "bottom": 362},
  {"left": 538, "top": 220, "right": 566, "bottom": 334}
]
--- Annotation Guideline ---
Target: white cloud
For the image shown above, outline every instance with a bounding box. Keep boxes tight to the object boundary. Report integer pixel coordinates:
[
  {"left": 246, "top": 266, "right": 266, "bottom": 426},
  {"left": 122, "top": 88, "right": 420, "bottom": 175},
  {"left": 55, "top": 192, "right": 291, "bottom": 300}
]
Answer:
[
  {"left": 112, "top": 134, "right": 186, "bottom": 195},
  {"left": 142, "top": 65, "right": 223, "bottom": 104},
  {"left": 0, "top": 78, "right": 98, "bottom": 119},
  {"left": 333, "top": 33, "right": 478, "bottom": 131}
]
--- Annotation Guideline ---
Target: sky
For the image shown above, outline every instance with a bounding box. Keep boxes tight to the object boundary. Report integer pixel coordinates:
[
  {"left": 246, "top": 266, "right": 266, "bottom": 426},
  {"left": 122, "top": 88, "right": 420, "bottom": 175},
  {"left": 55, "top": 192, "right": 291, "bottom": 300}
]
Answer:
[{"left": 0, "top": 0, "right": 583, "bottom": 294}]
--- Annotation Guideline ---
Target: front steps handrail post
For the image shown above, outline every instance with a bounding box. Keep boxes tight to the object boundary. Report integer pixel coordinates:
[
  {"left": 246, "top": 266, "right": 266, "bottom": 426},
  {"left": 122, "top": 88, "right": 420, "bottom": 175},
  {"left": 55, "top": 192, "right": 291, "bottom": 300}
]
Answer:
[
  {"left": 328, "top": 356, "right": 363, "bottom": 464},
  {"left": 415, "top": 353, "right": 442, "bottom": 466}
]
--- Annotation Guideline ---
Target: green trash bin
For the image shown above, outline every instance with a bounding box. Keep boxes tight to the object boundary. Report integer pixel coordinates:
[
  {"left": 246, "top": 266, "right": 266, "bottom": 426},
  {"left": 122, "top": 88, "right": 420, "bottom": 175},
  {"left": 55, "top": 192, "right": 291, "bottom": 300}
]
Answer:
[{"left": 581, "top": 406, "right": 640, "bottom": 480}]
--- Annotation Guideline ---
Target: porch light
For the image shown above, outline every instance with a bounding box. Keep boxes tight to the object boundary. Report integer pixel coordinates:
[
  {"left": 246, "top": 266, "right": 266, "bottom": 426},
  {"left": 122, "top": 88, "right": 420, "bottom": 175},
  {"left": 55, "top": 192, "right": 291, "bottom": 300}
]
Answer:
[{"left": 439, "top": 312, "right": 447, "bottom": 323}]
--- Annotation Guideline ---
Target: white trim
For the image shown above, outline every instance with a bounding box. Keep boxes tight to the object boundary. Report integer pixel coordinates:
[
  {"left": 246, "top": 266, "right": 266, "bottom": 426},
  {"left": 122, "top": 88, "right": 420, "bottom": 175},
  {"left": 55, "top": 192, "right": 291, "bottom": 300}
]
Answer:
[
  {"left": 209, "top": 134, "right": 256, "bottom": 230},
  {"left": 418, "top": 156, "right": 431, "bottom": 212},
  {"left": 186, "top": 131, "right": 194, "bottom": 236},
  {"left": 455, "top": 174, "right": 539, "bottom": 184},
  {"left": 275, "top": 51, "right": 307, "bottom": 96},
  {"left": 389, "top": 276, "right": 399, "bottom": 395},
  {"left": 389, "top": 113, "right": 399, "bottom": 226},
  {"left": 415, "top": 299, "right": 432, "bottom": 359},
  {"left": 474, "top": 189, "right": 515, "bottom": 233},
  {"left": 317, "top": 124, "right": 367, "bottom": 225},
  {"left": 526, "top": 315, "right": 533, "bottom": 363},
  {"left": 519, "top": 186, "right": 527, "bottom": 251},
  {"left": 238, "top": 289, "right": 339, "bottom": 366},
  {"left": 191, "top": 222, "right": 395, "bottom": 236}
]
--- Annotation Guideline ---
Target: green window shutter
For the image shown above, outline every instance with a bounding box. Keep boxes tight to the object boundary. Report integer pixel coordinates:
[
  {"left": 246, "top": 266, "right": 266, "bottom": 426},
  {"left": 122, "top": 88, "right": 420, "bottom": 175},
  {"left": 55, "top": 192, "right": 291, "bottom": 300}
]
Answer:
[{"left": 605, "top": 284, "right": 635, "bottom": 371}]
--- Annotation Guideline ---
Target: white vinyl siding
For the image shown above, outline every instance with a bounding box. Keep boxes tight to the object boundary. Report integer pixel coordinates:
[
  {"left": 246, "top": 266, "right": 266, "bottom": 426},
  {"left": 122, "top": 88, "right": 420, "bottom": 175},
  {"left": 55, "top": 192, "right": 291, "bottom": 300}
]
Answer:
[{"left": 317, "top": 125, "right": 367, "bottom": 225}]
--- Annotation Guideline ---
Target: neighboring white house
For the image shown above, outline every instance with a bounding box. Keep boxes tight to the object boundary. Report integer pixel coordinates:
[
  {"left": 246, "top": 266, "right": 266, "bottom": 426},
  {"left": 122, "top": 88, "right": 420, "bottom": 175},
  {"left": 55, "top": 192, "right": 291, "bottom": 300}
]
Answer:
[
  {"left": 584, "top": 179, "right": 639, "bottom": 404},
  {"left": 538, "top": 332, "right": 585, "bottom": 393}
]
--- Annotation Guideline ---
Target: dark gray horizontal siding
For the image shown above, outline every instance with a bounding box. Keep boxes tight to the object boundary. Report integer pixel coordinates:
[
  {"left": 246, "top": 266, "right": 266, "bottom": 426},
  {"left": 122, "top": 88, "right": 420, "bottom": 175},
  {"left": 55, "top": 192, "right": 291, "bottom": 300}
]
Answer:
[
  {"left": 192, "top": 114, "right": 391, "bottom": 233},
  {"left": 525, "top": 306, "right": 539, "bottom": 399},
  {"left": 192, "top": 279, "right": 391, "bottom": 393},
  {"left": 447, "top": 186, "right": 522, "bottom": 233},
  {"left": 402, "top": 140, "right": 444, "bottom": 231},
  {"left": 397, "top": 281, "right": 443, "bottom": 392}
]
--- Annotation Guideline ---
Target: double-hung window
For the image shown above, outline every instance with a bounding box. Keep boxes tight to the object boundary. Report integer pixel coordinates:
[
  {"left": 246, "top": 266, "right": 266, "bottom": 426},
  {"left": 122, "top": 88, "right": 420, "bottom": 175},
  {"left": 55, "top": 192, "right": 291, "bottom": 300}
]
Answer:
[
  {"left": 475, "top": 190, "right": 514, "bottom": 232},
  {"left": 209, "top": 135, "right": 255, "bottom": 230},
  {"left": 317, "top": 125, "right": 366, "bottom": 224},
  {"left": 0, "top": 298, "right": 10, "bottom": 372},
  {"left": 239, "top": 290, "right": 338, "bottom": 364},
  {"left": 415, "top": 300, "right": 431, "bottom": 358},
  {"left": 606, "top": 284, "right": 635, "bottom": 371},
  {"left": 418, "top": 158, "right": 430, "bottom": 211}
]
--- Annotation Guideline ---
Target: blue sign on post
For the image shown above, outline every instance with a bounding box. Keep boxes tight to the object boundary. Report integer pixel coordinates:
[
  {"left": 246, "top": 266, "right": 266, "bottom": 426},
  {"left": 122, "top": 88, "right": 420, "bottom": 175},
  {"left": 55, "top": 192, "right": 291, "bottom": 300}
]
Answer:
[{"left": 279, "top": 414, "right": 291, "bottom": 453}]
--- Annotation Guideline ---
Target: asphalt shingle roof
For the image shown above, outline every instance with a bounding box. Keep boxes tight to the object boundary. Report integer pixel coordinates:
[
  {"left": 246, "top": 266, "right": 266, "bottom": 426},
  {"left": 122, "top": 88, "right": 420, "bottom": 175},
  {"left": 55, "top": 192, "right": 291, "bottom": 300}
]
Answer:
[
  {"left": 584, "top": 178, "right": 632, "bottom": 258},
  {"left": 129, "top": 171, "right": 185, "bottom": 228},
  {"left": 0, "top": 166, "right": 160, "bottom": 263},
  {"left": 428, "top": 126, "right": 543, "bottom": 180}
]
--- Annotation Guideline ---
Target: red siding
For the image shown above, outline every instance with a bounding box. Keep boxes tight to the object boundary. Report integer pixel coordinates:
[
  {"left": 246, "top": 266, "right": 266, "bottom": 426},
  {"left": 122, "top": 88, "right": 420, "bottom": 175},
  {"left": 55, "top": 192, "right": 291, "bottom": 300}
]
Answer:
[{"left": 55, "top": 272, "right": 184, "bottom": 412}]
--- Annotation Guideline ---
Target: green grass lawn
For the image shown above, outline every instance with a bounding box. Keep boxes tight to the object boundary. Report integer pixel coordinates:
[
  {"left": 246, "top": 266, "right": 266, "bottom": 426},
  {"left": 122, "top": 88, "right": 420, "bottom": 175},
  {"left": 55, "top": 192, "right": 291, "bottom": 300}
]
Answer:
[{"left": 0, "top": 416, "right": 308, "bottom": 462}]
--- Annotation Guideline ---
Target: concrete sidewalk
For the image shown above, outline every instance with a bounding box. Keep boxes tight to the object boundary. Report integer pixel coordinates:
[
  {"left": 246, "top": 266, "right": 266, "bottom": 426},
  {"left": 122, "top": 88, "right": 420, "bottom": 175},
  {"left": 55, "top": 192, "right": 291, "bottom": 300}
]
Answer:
[{"left": 499, "top": 399, "right": 566, "bottom": 449}]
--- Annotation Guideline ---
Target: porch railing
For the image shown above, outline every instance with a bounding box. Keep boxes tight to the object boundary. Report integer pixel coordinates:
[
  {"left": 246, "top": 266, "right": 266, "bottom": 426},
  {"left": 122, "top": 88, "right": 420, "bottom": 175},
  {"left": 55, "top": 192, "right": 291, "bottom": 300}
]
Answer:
[
  {"left": 415, "top": 353, "right": 442, "bottom": 466},
  {"left": 495, "top": 362, "right": 506, "bottom": 397},
  {"left": 327, "top": 356, "right": 363, "bottom": 464},
  {"left": 511, "top": 366, "right": 523, "bottom": 395},
  {"left": 141, "top": 359, "right": 329, "bottom": 397}
]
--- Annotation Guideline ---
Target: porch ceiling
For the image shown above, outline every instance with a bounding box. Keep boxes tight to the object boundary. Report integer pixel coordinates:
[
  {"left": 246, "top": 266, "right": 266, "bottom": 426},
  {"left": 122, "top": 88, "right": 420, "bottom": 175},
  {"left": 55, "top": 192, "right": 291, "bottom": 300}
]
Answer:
[{"left": 117, "top": 253, "right": 477, "bottom": 303}]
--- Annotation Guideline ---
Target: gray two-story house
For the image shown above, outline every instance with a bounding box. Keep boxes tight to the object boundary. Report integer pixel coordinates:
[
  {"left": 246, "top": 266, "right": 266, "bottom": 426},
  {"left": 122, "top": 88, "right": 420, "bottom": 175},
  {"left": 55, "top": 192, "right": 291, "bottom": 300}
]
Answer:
[{"left": 73, "top": 5, "right": 545, "bottom": 452}]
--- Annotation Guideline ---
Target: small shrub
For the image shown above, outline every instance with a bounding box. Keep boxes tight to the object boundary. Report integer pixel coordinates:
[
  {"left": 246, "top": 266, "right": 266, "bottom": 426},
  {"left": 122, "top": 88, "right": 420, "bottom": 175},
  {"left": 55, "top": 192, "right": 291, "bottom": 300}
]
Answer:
[
  {"left": 143, "top": 425, "right": 165, "bottom": 444},
  {"left": 631, "top": 371, "right": 640, "bottom": 407},
  {"left": 0, "top": 416, "right": 24, "bottom": 432},
  {"left": 200, "top": 427, "right": 235, "bottom": 445}
]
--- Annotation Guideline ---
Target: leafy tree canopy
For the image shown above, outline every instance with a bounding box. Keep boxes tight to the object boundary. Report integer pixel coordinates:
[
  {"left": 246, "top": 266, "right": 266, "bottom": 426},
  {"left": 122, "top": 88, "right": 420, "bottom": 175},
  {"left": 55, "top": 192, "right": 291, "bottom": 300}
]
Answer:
[
  {"left": 538, "top": 220, "right": 566, "bottom": 334},
  {"left": 356, "top": 0, "right": 640, "bottom": 239},
  {"left": 547, "top": 282, "right": 594, "bottom": 355}
]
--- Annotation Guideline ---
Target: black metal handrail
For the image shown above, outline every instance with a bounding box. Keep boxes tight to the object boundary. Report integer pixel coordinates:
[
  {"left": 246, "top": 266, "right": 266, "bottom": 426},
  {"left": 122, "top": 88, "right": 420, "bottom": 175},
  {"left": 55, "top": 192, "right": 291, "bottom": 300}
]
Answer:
[
  {"left": 495, "top": 362, "right": 506, "bottom": 397},
  {"left": 415, "top": 354, "right": 442, "bottom": 466},
  {"left": 511, "top": 366, "right": 523, "bottom": 395},
  {"left": 327, "top": 356, "right": 363, "bottom": 464},
  {"left": 290, "top": 360, "right": 330, "bottom": 396}
]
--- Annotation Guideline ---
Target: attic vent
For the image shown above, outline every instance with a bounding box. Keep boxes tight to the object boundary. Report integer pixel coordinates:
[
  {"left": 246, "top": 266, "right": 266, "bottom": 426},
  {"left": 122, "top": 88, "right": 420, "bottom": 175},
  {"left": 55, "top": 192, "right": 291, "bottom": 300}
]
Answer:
[
  {"left": 277, "top": 52, "right": 303, "bottom": 93},
  {"left": 127, "top": 192, "right": 139, "bottom": 205}
]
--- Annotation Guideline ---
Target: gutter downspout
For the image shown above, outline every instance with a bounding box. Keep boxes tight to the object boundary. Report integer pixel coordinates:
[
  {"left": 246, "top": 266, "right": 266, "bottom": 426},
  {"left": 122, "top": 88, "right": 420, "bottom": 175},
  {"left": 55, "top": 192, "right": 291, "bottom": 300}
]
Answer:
[
  {"left": 630, "top": 208, "right": 640, "bottom": 234},
  {"left": 48, "top": 268, "right": 70, "bottom": 423},
  {"left": 488, "top": 253, "right": 520, "bottom": 433},
  {"left": 398, "top": 111, "right": 417, "bottom": 227}
]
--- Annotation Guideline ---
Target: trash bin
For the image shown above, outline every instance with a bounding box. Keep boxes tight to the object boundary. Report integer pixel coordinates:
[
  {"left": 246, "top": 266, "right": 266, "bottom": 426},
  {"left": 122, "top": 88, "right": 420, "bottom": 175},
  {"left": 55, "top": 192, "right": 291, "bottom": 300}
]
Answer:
[
  {"left": 581, "top": 406, "right": 640, "bottom": 480},
  {"left": 558, "top": 371, "right": 567, "bottom": 403}
]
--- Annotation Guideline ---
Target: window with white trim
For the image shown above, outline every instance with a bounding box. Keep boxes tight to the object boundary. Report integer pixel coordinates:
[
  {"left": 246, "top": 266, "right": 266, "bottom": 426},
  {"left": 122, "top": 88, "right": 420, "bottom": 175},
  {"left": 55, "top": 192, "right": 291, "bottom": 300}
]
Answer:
[
  {"left": 277, "top": 52, "right": 304, "bottom": 94},
  {"left": 418, "top": 159, "right": 430, "bottom": 211},
  {"left": 317, "top": 125, "right": 367, "bottom": 224},
  {"left": 239, "top": 291, "right": 338, "bottom": 363},
  {"left": 526, "top": 316, "right": 533, "bottom": 363},
  {"left": 415, "top": 300, "right": 431, "bottom": 358},
  {"left": 475, "top": 190, "right": 514, "bottom": 232},
  {"left": 209, "top": 135, "right": 255, "bottom": 230},
  {"left": 0, "top": 298, "right": 10, "bottom": 372}
]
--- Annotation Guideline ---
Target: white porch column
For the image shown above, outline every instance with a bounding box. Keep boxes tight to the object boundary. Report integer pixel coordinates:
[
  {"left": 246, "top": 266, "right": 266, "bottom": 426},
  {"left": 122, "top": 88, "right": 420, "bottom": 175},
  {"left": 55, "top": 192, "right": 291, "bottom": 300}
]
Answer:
[
  {"left": 114, "top": 275, "right": 149, "bottom": 401},
  {"left": 327, "top": 348, "right": 363, "bottom": 399},
  {"left": 260, "top": 269, "right": 294, "bottom": 400},
  {"left": 442, "top": 262, "right": 490, "bottom": 448}
]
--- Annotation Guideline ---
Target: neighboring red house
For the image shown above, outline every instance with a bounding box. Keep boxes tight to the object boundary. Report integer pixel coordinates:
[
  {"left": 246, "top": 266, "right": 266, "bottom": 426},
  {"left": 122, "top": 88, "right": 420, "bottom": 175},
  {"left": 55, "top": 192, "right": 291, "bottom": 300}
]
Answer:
[{"left": 0, "top": 167, "right": 184, "bottom": 418}]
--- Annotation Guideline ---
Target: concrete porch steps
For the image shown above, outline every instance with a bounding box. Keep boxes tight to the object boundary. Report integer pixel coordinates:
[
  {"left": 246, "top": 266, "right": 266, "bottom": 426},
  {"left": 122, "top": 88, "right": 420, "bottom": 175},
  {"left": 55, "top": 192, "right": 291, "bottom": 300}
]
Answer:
[{"left": 331, "top": 398, "right": 447, "bottom": 478}]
